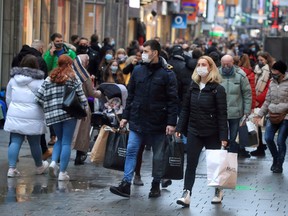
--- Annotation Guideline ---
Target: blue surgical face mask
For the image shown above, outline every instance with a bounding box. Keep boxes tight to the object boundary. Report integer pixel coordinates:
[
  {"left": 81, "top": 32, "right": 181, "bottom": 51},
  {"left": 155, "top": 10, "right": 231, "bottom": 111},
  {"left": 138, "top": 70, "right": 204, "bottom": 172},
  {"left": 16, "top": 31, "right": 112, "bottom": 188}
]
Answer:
[
  {"left": 110, "top": 66, "right": 118, "bottom": 74},
  {"left": 105, "top": 54, "right": 113, "bottom": 61}
]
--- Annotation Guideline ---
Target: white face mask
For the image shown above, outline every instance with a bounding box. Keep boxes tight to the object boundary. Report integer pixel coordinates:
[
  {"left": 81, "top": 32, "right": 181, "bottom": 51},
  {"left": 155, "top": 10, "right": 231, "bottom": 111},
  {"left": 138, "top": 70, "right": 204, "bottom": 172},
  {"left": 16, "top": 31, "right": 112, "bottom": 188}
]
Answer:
[
  {"left": 196, "top": 67, "right": 209, "bottom": 77},
  {"left": 141, "top": 53, "right": 151, "bottom": 63}
]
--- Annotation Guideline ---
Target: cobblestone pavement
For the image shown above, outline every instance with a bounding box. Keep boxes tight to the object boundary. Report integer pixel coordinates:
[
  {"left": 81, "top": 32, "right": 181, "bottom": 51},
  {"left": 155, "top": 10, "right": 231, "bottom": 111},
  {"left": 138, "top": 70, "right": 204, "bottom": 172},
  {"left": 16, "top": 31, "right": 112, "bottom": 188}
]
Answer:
[{"left": 0, "top": 129, "right": 287, "bottom": 216}]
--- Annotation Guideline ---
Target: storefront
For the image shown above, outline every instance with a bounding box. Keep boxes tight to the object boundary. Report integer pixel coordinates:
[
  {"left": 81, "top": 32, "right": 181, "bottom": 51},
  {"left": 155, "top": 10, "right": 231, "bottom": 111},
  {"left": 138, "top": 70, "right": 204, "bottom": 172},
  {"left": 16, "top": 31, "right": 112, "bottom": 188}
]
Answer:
[
  {"left": 83, "top": 0, "right": 105, "bottom": 40},
  {"left": 22, "top": 0, "right": 72, "bottom": 48}
]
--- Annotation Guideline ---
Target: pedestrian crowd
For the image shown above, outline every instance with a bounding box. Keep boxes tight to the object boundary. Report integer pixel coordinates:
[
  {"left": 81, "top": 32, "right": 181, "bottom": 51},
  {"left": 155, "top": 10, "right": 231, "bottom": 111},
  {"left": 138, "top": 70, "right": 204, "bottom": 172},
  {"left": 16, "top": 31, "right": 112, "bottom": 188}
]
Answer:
[{"left": 1, "top": 33, "right": 288, "bottom": 208}]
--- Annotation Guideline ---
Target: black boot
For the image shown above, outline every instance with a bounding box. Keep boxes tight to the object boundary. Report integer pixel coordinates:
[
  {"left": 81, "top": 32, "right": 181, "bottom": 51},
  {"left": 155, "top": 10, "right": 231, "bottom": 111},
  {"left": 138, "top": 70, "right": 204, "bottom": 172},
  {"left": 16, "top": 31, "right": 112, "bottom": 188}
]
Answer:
[
  {"left": 250, "top": 145, "right": 266, "bottom": 156},
  {"left": 273, "top": 160, "right": 283, "bottom": 173},
  {"left": 238, "top": 148, "right": 251, "bottom": 158},
  {"left": 110, "top": 180, "right": 131, "bottom": 198},
  {"left": 148, "top": 181, "right": 161, "bottom": 198},
  {"left": 74, "top": 151, "right": 85, "bottom": 165},
  {"left": 270, "top": 158, "right": 277, "bottom": 171},
  {"left": 161, "top": 179, "right": 172, "bottom": 188}
]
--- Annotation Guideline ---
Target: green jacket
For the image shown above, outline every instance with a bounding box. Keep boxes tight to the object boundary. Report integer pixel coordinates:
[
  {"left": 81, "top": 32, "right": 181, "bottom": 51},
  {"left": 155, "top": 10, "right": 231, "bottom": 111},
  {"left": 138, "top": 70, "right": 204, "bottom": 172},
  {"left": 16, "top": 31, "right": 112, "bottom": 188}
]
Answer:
[
  {"left": 43, "top": 45, "right": 76, "bottom": 72},
  {"left": 219, "top": 66, "right": 252, "bottom": 119}
]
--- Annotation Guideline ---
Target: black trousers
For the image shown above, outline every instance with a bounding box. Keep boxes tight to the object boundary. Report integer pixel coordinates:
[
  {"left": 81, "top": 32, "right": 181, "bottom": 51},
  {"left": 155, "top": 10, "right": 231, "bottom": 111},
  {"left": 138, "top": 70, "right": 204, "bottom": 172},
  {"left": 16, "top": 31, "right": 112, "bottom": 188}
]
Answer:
[{"left": 184, "top": 132, "right": 221, "bottom": 192}]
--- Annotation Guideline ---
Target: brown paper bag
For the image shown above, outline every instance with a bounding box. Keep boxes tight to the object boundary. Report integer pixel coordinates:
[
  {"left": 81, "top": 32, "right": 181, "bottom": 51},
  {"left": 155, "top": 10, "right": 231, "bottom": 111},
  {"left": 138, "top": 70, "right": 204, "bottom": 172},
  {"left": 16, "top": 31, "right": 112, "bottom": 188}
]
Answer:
[{"left": 90, "top": 125, "right": 110, "bottom": 163}]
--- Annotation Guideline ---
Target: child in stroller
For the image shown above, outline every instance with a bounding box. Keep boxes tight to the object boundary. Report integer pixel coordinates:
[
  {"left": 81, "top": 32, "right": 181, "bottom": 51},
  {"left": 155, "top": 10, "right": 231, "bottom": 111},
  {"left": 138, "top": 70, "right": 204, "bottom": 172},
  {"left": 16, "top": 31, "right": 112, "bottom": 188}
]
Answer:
[{"left": 89, "top": 83, "right": 128, "bottom": 150}]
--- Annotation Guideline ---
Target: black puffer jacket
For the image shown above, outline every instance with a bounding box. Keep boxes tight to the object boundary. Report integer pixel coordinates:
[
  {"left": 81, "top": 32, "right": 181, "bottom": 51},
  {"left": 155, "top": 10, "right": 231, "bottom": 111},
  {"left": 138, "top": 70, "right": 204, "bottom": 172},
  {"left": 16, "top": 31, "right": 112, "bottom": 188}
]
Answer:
[
  {"left": 176, "top": 81, "right": 228, "bottom": 140},
  {"left": 123, "top": 57, "right": 178, "bottom": 133}
]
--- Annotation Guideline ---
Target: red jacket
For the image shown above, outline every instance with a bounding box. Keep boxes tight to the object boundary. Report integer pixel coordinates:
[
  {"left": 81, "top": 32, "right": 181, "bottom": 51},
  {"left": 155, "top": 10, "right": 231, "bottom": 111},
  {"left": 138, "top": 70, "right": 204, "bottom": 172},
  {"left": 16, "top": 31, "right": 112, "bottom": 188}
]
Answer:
[
  {"left": 241, "top": 67, "right": 256, "bottom": 109},
  {"left": 256, "top": 79, "right": 270, "bottom": 108}
]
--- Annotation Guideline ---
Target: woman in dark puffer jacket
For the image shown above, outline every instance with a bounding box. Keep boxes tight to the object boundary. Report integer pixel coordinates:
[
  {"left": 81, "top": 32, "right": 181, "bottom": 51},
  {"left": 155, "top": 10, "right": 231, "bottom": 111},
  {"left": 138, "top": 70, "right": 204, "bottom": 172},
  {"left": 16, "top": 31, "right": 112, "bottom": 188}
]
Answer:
[{"left": 175, "top": 56, "right": 228, "bottom": 207}]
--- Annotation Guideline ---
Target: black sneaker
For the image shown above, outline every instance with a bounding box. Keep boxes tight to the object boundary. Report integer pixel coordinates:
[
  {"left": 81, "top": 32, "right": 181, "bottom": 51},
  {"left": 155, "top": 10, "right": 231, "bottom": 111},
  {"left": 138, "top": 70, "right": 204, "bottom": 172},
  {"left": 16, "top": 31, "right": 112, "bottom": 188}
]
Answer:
[
  {"left": 250, "top": 148, "right": 265, "bottom": 157},
  {"left": 148, "top": 182, "right": 161, "bottom": 198},
  {"left": 161, "top": 179, "right": 172, "bottom": 188},
  {"left": 110, "top": 181, "right": 131, "bottom": 198}
]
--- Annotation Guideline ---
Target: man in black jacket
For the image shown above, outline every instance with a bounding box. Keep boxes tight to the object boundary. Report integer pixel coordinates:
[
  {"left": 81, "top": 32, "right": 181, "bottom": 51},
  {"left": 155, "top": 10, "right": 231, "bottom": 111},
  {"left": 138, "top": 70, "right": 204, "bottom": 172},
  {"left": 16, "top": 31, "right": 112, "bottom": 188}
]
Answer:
[
  {"left": 12, "top": 40, "right": 48, "bottom": 77},
  {"left": 76, "top": 37, "right": 101, "bottom": 83},
  {"left": 110, "top": 40, "right": 178, "bottom": 198}
]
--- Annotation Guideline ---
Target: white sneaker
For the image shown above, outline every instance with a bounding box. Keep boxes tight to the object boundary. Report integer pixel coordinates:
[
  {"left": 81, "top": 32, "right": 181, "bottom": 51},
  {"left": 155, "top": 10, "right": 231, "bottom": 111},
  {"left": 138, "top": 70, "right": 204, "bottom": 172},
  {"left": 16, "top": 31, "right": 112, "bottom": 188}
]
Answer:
[
  {"left": 36, "top": 161, "right": 49, "bottom": 175},
  {"left": 58, "top": 181, "right": 69, "bottom": 192},
  {"left": 211, "top": 188, "right": 224, "bottom": 204},
  {"left": 176, "top": 189, "right": 191, "bottom": 207},
  {"left": 49, "top": 161, "right": 59, "bottom": 178},
  {"left": 58, "top": 171, "right": 70, "bottom": 181},
  {"left": 7, "top": 168, "right": 21, "bottom": 178}
]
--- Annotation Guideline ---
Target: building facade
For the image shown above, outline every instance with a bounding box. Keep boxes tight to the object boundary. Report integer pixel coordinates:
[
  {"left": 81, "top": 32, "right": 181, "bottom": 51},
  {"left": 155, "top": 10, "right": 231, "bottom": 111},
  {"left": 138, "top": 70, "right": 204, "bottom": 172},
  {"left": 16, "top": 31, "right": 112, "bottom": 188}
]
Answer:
[{"left": 0, "top": 0, "right": 140, "bottom": 88}]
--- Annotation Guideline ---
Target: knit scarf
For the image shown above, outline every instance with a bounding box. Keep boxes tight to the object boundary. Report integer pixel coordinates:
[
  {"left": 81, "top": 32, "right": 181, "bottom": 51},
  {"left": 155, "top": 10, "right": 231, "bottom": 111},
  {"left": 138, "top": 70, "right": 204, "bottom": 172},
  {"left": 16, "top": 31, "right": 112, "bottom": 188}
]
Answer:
[
  {"left": 254, "top": 64, "right": 270, "bottom": 96},
  {"left": 72, "top": 56, "right": 90, "bottom": 83}
]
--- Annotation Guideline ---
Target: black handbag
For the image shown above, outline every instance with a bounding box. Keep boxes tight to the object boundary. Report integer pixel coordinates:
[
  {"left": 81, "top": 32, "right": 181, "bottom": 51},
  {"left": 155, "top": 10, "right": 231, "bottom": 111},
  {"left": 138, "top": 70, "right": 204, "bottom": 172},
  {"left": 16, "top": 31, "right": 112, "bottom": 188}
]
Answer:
[
  {"left": 62, "top": 82, "right": 87, "bottom": 119},
  {"left": 103, "top": 128, "right": 128, "bottom": 171},
  {"left": 162, "top": 135, "right": 184, "bottom": 180}
]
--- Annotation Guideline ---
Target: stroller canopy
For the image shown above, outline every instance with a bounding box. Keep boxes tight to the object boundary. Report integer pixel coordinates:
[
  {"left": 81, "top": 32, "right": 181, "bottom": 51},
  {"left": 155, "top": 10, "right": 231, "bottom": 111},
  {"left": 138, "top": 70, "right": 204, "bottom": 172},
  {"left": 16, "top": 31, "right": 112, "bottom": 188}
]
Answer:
[{"left": 98, "top": 83, "right": 128, "bottom": 109}]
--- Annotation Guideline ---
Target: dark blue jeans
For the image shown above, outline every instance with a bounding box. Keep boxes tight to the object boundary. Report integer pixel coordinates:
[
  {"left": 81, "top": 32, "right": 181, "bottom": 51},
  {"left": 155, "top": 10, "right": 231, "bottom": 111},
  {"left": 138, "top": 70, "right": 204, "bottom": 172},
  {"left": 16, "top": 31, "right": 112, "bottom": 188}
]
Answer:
[
  {"left": 228, "top": 118, "right": 241, "bottom": 153},
  {"left": 264, "top": 119, "right": 288, "bottom": 164},
  {"left": 123, "top": 130, "right": 166, "bottom": 183}
]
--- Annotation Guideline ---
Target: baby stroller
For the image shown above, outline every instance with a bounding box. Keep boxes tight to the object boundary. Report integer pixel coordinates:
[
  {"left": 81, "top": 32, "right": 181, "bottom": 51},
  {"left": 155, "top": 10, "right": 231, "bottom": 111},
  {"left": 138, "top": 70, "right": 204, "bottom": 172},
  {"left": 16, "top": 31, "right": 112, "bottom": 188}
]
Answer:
[{"left": 89, "top": 83, "right": 128, "bottom": 150}]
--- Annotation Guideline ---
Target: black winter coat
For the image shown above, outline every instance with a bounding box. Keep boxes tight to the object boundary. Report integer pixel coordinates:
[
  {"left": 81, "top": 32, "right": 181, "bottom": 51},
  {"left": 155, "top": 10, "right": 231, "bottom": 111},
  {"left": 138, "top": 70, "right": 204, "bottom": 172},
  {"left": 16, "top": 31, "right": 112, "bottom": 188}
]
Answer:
[
  {"left": 12, "top": 45, "right": 48, "bottom": 78},
  {"left": 168, "top": 55, "right": 192, "bottom": 104},
  {"left": 123, "top": 58, "right": 178, "bottom": 133},
  {"left": 176, "top": 81, "right": 228, "bottom": 141}
]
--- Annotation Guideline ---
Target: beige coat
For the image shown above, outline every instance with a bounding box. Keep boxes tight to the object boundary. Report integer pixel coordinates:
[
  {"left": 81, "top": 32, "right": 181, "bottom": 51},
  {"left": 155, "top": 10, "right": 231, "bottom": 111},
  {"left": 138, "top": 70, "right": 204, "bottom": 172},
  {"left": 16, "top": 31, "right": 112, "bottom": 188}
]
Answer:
[
  {"left": 73, "top": 77, "right": 101, "bottom": 152},
  {"left": 258, "top": 73, "right": 288, "bottom": 119}
]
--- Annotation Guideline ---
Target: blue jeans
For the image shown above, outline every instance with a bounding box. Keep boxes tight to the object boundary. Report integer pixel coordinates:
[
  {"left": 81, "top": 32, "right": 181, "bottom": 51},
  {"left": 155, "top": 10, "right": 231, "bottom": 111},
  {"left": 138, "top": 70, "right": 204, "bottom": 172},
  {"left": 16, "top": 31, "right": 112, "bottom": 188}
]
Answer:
[
  {"left": 228, "top": 118, "right": 241, "bottom": 153},
  {"left": 8, "top": 133, "right": 42, "bottom": 168},
  {"left": 265, "top": 119, "right": 288, "bottom": 164},
  {"left": 52, "top": 118, "right": 77, "bottom": 172},
  {"left": 123, "top": 130, "right": 166, "bottom": 183}
]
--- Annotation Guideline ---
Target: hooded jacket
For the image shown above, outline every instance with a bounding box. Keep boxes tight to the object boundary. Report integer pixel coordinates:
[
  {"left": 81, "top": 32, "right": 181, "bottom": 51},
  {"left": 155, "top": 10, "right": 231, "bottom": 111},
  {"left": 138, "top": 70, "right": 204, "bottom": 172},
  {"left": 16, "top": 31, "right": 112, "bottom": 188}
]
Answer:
[{"left": 4, "top": 67, "right": 46, "bottom": 135}]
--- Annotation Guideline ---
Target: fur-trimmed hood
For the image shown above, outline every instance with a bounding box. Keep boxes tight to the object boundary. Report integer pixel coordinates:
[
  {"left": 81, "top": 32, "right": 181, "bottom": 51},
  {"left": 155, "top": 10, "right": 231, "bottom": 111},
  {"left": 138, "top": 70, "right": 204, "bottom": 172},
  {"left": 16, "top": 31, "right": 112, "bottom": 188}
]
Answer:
[{"left": 10, "top": 67, "right": 44, "bottom": 86}]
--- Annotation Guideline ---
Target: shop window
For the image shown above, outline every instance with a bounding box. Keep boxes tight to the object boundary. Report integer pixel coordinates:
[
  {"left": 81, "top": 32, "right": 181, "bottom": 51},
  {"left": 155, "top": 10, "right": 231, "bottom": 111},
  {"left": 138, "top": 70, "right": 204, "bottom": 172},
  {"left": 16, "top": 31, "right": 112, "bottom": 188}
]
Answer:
[
  {"left": 22, "top": 0, "right": 43, "bottom": 45},
  {"left": 84, "top": 3, "right": 104, "bottom": 40},
  {"left": 57, "top": 0, "right": 70, "bottom": 42}
]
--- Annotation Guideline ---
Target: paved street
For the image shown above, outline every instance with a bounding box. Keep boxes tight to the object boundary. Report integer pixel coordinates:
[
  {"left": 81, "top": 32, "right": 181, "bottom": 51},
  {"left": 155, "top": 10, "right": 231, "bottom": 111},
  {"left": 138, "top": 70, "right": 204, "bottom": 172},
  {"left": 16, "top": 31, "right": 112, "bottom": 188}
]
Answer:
[{"left": 0, "top": 129, "right": 287, "bottom": 216}]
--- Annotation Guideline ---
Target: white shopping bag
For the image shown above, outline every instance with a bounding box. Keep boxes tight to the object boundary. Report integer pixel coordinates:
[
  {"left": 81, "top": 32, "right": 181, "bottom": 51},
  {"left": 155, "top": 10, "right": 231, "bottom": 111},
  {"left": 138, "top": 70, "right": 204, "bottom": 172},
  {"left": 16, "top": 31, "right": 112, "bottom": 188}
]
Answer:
[{"left": 206, "top": 149, "right": 238, "bottom": 189}]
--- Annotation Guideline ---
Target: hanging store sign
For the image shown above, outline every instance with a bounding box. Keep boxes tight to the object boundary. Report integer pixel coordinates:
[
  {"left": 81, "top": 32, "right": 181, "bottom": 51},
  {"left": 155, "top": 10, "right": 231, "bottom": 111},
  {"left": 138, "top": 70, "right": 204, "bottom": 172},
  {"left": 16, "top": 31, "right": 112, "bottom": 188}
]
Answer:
[{"left": 171, "top": 14, "right": 187, "bottom": 29}]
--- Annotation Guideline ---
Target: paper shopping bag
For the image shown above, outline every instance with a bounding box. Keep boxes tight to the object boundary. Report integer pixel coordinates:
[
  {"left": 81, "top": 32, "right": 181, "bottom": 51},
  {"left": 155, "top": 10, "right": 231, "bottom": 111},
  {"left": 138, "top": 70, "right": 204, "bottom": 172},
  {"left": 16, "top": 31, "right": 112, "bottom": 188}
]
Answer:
[
  {"left": 206, "top": 149, "right": 238, "bottom": 189},
  {"left": 90, "top": 125, "right": 110, "bottom": 163}
]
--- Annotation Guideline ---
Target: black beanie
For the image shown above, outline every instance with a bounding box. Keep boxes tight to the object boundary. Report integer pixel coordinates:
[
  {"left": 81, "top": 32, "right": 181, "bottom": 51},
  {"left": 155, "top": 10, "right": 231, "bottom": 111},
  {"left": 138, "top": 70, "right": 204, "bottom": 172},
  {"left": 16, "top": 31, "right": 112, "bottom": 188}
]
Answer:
[{"left": 272, "top": 60, "right": 287, "bottom": 74}]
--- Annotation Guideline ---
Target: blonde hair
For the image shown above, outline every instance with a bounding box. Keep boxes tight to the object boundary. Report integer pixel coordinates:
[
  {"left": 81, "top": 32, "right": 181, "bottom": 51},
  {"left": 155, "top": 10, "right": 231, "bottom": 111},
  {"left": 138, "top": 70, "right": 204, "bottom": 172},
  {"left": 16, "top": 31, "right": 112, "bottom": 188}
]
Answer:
[
  {"left": 115, "top": 48, "right": 127, "bottom": 56},
  {"left": 192, "top": 56, "right": 222, "bottom": 84}
]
